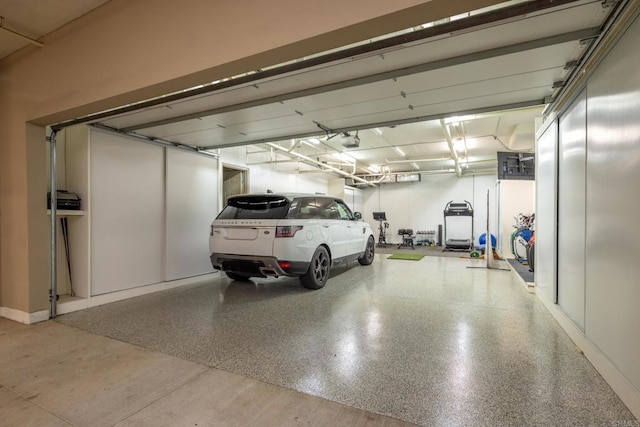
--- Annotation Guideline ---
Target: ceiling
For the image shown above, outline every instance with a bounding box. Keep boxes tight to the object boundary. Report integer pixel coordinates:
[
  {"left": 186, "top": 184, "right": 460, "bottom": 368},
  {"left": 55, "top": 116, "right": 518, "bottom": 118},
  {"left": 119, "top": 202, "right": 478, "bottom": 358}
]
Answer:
[
  {"left": 91, "top": 0, "right": 611, "bottom": 184},
  {"left": 0, "top": 0, "right": 111, "bottom": 59},
  {"left": 7, "top": 0, "right": 615, "bottom": 185}
]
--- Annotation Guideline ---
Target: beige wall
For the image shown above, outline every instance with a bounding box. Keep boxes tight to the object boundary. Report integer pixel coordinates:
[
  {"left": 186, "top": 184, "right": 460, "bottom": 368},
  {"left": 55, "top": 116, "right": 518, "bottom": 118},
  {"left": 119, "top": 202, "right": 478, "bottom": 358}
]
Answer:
[{"left": 0, "top": 0, "right": 502, "bottom": 314}]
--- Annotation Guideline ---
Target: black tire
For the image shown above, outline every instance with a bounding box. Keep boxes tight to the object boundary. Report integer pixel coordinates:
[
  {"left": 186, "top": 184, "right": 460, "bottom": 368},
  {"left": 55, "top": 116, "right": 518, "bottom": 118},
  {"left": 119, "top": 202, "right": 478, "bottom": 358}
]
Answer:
[
  {"left": 358, "top": 236, "right": 375, "bottom": 265},
  {"left": 300, "top": 246, "right": 330, "bottom": 290},
  {"left": 225, "top": 271, "right": 252, "bottom": 281},
  {"left": 527, "top": 243, "right": 535, "bottom": 272}
]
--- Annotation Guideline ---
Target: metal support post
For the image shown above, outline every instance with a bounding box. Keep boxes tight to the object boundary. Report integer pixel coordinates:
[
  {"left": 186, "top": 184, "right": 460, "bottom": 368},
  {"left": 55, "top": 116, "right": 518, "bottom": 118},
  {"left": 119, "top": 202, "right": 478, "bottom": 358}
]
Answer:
[{"left": 49, "top": 131, "right": 58, "bottom": 318}]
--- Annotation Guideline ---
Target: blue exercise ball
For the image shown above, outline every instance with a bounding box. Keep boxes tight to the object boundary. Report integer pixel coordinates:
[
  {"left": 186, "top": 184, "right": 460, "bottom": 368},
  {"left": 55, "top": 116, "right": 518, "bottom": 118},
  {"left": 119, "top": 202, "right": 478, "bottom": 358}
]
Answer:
[
  {"left": 517, "top": 229, "right": 533, "bottom": 242},
  {"left": 479, "top": 233, "right": 497, "bottom": 247}
]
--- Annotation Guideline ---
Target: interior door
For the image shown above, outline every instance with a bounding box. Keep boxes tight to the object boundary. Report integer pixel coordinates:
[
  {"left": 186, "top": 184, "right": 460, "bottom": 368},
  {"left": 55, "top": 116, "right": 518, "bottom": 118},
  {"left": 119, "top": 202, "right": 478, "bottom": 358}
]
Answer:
[{"left": 222, "top": 165, "right": 248, "bottom": 205}]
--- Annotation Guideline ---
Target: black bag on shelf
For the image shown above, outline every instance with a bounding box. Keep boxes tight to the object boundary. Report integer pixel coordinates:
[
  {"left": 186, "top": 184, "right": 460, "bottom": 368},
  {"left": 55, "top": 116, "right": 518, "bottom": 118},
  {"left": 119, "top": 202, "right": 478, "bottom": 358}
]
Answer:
[{"left": 47, "top": 190, "right": 82, "bottom": 210}]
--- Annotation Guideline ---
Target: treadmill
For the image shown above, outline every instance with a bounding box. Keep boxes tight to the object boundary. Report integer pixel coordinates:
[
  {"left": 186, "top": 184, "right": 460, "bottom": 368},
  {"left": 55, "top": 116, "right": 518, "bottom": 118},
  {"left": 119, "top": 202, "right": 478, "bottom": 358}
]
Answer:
[{"left": 443, "top": 200, "right": 474, "bottom": 252}]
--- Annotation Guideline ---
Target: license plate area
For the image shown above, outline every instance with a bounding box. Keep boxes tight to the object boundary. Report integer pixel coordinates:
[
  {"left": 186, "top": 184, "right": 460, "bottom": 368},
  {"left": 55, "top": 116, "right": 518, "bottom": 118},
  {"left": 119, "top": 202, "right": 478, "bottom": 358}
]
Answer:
[{"left": 225, "top": 228, "right": 259, "bottom": 240}]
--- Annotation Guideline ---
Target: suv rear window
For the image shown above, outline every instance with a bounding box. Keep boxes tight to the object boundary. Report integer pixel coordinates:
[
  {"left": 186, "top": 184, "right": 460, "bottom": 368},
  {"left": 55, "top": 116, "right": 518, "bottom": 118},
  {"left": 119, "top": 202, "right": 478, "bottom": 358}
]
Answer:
[{"left": 217, "top": 196, "right": 292, "bottom": 219}]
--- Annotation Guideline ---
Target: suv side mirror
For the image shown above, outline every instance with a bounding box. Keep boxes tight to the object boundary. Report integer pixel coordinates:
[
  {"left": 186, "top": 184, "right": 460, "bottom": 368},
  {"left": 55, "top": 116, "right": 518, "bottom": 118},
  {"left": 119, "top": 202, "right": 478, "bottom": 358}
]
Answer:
[{"left": 354, "top": 212, "right": 362, "bottom": 220}]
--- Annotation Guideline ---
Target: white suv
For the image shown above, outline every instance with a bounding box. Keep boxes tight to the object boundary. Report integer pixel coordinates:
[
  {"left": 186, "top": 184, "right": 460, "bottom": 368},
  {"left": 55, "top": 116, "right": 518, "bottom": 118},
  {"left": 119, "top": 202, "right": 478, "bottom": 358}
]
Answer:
[{"left": 209, "top": 193, "right": 375, "bottom": 289}]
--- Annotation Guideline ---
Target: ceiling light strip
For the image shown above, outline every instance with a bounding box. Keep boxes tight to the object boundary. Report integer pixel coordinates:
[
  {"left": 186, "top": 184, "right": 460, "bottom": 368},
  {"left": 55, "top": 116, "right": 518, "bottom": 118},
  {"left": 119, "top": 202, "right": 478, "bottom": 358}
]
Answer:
[{"left": 385, "top": 157, "right": 452, "bottom": 163}]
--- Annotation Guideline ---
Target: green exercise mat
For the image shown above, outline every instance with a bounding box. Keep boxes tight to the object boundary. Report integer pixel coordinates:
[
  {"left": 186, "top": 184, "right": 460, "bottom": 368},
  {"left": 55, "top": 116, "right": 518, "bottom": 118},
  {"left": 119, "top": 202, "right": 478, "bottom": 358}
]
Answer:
[{"left": 387, "top": 253, "right": 425, "bottom": 261}]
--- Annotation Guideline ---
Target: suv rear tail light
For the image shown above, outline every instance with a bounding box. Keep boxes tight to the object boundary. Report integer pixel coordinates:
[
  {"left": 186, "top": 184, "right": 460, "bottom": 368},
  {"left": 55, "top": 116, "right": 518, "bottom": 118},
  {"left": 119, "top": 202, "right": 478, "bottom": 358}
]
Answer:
[{"left": 276, "top": 226, "right": 303, "bottom": 237}]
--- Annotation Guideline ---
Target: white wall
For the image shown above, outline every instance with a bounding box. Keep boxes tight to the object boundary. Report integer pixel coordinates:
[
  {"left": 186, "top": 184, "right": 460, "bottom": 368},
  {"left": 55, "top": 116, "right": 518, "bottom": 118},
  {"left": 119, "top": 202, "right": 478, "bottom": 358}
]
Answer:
[
  {"left": 583, "top": 14, "right": 640, "bottom": 402},
  {"left": 557, "top": 90, "right": 587, "bottom": 330},
  {"left": 534, "top": 121, "right": 557, "bottom": 301},
  {"left": 497, "top": 180, "right": 535, "bottom": 257},
  {"left": 219, "top": 147, "right": 330, "bottom": 202},
  {"left": 65, "top": 126, "right": 91, "bottom": 299},
  {"left": 362, "top": 174, "right": 497, "bottom": 245},
  {"left": 328, "top": 178, "right": 346, "bottom": 199},
  {"left": 58, "top": 139, "right": 332, "bottom": 298},
  {"left": 343, "top": 185, "right": 364, "bottom": 214},
  {"left": 61, "top": 127, "right": 220, "bottom": 297},
  {"left": 90, "top": 130, "right": 165, "bottom": 295},
  {"left": 535, "top": 13, "right": 640, "bottom": 417},
  {"left": 165, "top": 150, "right": 218, "bottom": 281}
]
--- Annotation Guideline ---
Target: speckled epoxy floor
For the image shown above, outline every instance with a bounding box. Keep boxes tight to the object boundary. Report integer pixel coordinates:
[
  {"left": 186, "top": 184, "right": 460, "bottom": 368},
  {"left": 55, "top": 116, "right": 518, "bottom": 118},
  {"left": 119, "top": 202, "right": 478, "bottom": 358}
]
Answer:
[{"left": 58, "top": 256, "right": 636, "bottom": 426}]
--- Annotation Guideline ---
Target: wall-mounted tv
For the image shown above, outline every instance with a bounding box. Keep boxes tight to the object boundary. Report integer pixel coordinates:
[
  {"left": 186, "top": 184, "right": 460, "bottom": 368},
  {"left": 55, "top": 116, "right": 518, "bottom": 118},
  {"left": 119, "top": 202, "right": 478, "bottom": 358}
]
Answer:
[{"left": 497, "top": 151, "right": 535, "bottom": 180}]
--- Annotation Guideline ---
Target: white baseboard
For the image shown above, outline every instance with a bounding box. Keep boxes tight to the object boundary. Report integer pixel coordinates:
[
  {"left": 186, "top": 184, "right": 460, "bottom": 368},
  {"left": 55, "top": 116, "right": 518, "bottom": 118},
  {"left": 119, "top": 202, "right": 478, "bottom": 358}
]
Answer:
[
  {"left": 0, "top": 306, "right": 50, "bottom": 324},
  {"left": 2, "top": 273, "right": 218, "bottom": 322},
  {"left": 536, "top": 290, "right": 640, "bottom": 420},
  {"left": 57, "top": 273, "right": 217, "bottom": 315}
]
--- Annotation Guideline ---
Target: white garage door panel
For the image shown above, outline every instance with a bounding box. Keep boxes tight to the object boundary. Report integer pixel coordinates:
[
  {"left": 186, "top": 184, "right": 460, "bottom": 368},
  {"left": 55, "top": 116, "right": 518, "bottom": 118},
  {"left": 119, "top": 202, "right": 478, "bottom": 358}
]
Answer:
[
  {"left": 155, "top": 114, "right": 306, "bottom": 143},
  {"left": 104, "top": 85, "right": 265, "bottom": 130},
  {"left": 397, "top": 41, "right": 579, "bottom": 91},
  {"left": 165, "top": 150, "right": 218, "bottom": 281},
  {"left": 142, "top": 117, "right": 229, "bottom": 139},
  {"left": 141, "top": 102, "right": 297, "bottom": 136},
  {"left": 318, "top": 87, "right": 547, "bottom": 132},
  {"left": 91, "top": 130, "right": 164, "bottom": 295},
  {"left": 238, "top": 2, "right": 601, "bottom": 96},
  {"left": 175, "top": 122, "right": 315, "bottom": 148},
  {"left": 408, "top": 70, "right": 556, "bottom": 105},
  {"left": 99, "top": 2, "right": 600, "bottom": 134},
  {"left": 535, "top": 120, "right": 558, "bottom": 301},
  {"left": 156, "top": 64, "right": 558, "bottom": 146},
  {"left": 103, "top": 106, "right": 174, "bottom": 131},
  {"left": 381, "top": 1, "right": 602, "bottom": 69},
  {"left": 307, "top": 96, "right": 410, "bottom": 123},
  {"left": 285, "top": 80, "right": 401, "bottom": 112},
  {"left": 557, "top": 90, "right": 586, "bottom": 330},
  {"left": 585, "top": 15, "right": 640, "bottom": 392}
]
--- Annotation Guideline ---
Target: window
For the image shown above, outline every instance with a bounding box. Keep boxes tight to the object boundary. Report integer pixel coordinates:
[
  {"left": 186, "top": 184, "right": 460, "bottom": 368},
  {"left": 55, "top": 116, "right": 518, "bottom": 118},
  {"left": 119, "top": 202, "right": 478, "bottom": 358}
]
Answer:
[
  {"left": 296, "top": 197, "right": 320, "bottom": 219},
  {"left": 335, "top": 200, "right": 354, "bottom": 220},
  {"left": 217, "top": 196, "right": 291, "bottom": 219}
]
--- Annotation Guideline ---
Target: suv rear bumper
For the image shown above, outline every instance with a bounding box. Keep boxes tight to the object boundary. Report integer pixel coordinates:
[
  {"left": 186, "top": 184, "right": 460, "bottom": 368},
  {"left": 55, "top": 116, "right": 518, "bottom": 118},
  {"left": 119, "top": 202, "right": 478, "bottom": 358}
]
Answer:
[{"left": 210, "top": 253, "right": 309, "bottom": 277}]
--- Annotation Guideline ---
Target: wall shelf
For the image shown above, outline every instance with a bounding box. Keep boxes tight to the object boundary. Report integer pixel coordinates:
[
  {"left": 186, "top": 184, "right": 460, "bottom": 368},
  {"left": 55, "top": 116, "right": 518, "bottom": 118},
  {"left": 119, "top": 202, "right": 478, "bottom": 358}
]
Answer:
[{"left": 47, "top": 209, "right": 85, "bottom": 216}]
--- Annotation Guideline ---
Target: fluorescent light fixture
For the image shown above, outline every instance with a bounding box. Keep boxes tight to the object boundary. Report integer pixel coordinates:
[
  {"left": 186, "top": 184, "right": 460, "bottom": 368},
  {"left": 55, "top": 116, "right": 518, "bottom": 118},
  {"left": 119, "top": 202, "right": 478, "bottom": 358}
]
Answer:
[
  {"left": 396, "top": 173, "right": 421, "bottom": 183},
  {"left": 301, "top": 140, "right": 317, "bottom": 148},
  {"left": 308, "top": 138, "right": 321, "bottom": 144},
  {"left": 367, "top": 165, "right": 381, "bottom": 174},
  {"left": 411, "top": 162, "right": 419, "bottom": 170},
  {"left": 393, "top": 146, "right": 405, "bottom": 157},
  {"left": 451, "top": 12, "right": 470, "bottom": 21},
  {"left": 372, "top": 128, "right": 383, "bottom": 136}
]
